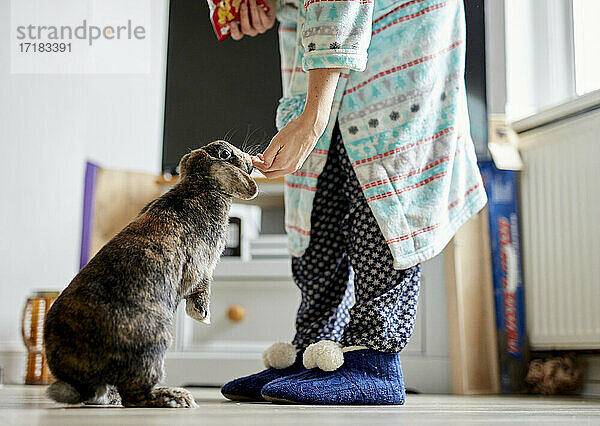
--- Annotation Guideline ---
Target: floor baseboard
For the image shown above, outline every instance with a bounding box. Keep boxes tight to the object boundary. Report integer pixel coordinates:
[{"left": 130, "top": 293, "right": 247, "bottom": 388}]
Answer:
[
  {"left": 0, "top": 343, "right": 26, "bottom": 385},
  {"left": 581, "top": 355, "right": 600, "bottom": 398}
]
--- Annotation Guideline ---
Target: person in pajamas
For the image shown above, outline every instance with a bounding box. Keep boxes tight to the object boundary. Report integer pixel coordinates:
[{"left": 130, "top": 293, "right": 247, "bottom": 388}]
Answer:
[{"left": 221, "top": 0, "right": 487, "bottom": 404}]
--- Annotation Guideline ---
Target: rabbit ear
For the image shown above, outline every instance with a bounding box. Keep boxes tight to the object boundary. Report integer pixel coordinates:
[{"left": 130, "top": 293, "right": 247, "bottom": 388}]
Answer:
[
  {"left": 179, "top": 150, "right": 211, "bottom": 177},
  {"left": 213, "top": 165, "right": 258, "bottom": 200},
  {"left": 178, "top": 153, "right": 191, "bottom": 175}
]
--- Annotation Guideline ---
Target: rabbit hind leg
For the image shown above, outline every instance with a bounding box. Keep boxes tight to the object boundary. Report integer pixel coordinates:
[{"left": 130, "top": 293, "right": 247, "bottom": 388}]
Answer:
[
  {"left": 116, "top": 359, "right": 197, "bottom": 408},
  {"left": 84, "top": 384, "right": 122, "bottom": 406}
]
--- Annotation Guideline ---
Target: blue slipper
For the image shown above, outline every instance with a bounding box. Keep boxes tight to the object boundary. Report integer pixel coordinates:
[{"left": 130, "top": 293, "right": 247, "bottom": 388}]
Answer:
[
  {"left": 261, "top": 348, "right": 406, "bottom": 405},
  {"left": 221, "top": 343, "right": 304, "bottom": 402}
]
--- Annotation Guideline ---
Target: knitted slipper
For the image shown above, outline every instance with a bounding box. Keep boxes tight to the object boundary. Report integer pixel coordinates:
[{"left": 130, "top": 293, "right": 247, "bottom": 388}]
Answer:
[
  {"left": 261, "top": 341, "right": 406, "bottom": 405},
  {"left": 221, "top": 342, "right": 304, "bottom": 402}
]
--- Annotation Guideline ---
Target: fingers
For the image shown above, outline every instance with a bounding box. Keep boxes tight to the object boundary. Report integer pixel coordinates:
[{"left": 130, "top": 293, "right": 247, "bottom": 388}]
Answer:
[
  {"left": 262, "top": 170, "right": 287, "bottom": 179},
  {"left": 267, "top": 5, "right": 276, "bottom": 21},
  {"left": 262, "top": 157, "right": 301, "bottom": 178},
  {"left": 249, "top": 0, "right": 266, "bottom": 33},
  {"left": 258, "top": 158, "right": 297, "bottom": 179},
  {"left": 257, "top": 155, "right": 301, "bottom": 179},
  {"left": 239, "top": 1, "right": 258, "bottom": 36},
  {"left": 259, "top": 141, "right": 281, "bottom": 170},
  {"left": 251, "top": 155, "right": 265, "bottom": 168},
  {"left": 264, "top": 0, "right": 276, "bottom": 28},
  {"left": 229, "top": 21, "right": 243, "bottom": 40},
  {"left": 229, "top": 0, "right": 273, "bottom": 39},
  {"left": 265, "top": 151, "right": 293, "bottom": 173}
]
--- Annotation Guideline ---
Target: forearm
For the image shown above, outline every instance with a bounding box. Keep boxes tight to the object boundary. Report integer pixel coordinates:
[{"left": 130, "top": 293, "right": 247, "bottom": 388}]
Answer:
[
  {"left": 301, "top": 68, "right": 341, "bottom": 135},
  {"left": 254, "top": 68, "right": 341, "bottom": 176}
]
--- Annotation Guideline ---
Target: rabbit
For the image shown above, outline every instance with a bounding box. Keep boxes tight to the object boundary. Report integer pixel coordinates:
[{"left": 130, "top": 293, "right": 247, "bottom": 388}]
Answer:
[{"left": 44, "top": 141, "right": 258, "bottom": 408}]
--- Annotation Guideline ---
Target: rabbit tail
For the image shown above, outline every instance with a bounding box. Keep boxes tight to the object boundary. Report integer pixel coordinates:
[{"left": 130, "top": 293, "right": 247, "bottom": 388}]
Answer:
[{"left": 47, "top": 381, "right": 83, "bottom": 404}]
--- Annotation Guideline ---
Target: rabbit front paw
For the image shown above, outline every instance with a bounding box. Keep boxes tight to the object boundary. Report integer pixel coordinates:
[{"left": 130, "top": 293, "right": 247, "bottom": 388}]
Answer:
[{"left": 145, "top": 387, "right": 198, "bottom": 408}]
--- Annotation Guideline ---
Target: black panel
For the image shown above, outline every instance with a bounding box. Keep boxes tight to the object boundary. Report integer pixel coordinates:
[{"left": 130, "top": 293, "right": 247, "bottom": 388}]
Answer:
[
  {"left": 163, "top": 0, "right": 489, "bottom": 172},
  {"left": 464, "top": 0, "right": 489, "bottom": 161},
  {"left": 162, "top": 0, "right": 282, "bottom": 173}
]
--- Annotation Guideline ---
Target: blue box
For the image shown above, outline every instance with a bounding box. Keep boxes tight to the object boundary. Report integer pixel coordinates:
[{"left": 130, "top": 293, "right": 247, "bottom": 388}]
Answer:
[{"left": 479, "top": 161, "right": 529, "bottom": 393}]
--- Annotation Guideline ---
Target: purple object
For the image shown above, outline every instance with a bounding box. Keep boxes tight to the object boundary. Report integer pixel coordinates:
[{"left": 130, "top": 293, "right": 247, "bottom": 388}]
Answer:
[{"left": 80, "top": 162, "right": 99, "bottom": 269}]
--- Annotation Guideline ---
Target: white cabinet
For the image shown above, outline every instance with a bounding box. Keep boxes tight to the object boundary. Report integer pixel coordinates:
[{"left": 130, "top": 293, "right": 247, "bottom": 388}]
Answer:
[{"left": 165, "top": 254, "right": 450, "bottom": 393}]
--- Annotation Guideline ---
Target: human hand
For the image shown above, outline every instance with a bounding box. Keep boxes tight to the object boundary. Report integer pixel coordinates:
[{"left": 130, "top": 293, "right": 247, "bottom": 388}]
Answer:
[
  {"left": 253, "top": 113, "right": 327, "bottom": 179},
  {"left": 254, "top": 68, "right": 341, "bottom": 178},
  {"left": 229, "top": 0, "right": 276, "bottom": 40}
]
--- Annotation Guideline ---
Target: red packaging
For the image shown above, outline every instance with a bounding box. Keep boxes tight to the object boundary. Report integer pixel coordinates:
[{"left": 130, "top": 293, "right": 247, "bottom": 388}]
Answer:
[{"left": 207, "top": 0, "right": 270, "bottom": 41}]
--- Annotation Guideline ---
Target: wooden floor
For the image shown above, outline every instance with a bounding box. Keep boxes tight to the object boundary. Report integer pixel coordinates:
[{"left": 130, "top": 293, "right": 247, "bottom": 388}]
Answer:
[{"left": 1, "top": 385, "right": 599, "bottom": 425}]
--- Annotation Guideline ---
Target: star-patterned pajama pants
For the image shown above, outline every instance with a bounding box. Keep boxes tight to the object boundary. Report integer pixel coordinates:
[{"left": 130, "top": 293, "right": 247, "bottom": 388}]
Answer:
[{"left": 291, "top": 123, "right": 422, "bottom": 353}]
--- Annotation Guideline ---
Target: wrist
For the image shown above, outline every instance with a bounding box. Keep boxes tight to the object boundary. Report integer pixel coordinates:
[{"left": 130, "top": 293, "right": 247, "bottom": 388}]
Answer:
[{"left": 300, "top": 106, "right": 329, "bottom": 136}]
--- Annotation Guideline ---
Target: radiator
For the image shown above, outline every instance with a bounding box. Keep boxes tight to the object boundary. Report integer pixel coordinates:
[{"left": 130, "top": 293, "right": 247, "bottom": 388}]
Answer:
[{"left": 518, "top": 108, "right": 600, "bottom": 350}]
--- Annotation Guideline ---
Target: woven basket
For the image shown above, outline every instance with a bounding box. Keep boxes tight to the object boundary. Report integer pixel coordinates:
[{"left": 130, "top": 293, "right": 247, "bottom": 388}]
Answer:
[{"left": 21, "top": 291, "right": 59, "bottom": 385}]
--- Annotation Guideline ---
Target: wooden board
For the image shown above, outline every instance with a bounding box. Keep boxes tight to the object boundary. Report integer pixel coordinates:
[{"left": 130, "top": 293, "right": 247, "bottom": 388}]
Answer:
[
  {"left": 89, "top": 168, "right": 163, "bottom": 259},
  {"left": 444, "top": 207, "right": 500, "bottom": 394}
]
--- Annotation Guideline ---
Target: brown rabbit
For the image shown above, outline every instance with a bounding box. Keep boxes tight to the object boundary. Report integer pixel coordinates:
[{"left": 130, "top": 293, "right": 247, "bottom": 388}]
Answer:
[{"left": 44, "top": 141, "right": 258, "bottom": 407}]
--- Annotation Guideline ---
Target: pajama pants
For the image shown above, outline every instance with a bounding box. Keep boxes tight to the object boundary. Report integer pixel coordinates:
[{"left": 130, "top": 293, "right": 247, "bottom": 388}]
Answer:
[{"left": 291, "top": 123, "right": 422, "bottom": 353}]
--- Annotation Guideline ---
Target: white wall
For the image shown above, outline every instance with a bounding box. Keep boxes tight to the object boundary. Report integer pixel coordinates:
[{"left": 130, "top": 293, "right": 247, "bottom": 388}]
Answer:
[
  {"left": 484, "top": 0, "right": 506, "bottom": 115},
  {"left": 0, "top": 0, "right": 169, "bottom": 382}
]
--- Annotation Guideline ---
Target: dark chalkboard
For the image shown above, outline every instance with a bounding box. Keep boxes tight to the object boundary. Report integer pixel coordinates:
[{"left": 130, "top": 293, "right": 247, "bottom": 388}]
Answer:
[
  {"left": 162, "top": 0, "right": 282, "bottom": 173},
  {"left": 162, "top": 0, "right": 489, "bottom": 172},
  {"left": 464, "top": 0, "right": 489, "bottom": 161}
]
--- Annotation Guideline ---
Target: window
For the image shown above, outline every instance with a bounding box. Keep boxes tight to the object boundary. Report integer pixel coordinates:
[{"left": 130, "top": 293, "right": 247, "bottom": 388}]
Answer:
[
  {"left": 504, "top": 0, "right": 599, "bottom": 121},
  {"left": 572, "top": 0, "right": 600, "bottom": 95}
]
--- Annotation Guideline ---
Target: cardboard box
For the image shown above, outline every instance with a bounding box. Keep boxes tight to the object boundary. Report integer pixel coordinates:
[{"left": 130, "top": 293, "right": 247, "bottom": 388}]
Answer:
[{"left": 479, "top": 161, "right": 529, "bottom": 393}]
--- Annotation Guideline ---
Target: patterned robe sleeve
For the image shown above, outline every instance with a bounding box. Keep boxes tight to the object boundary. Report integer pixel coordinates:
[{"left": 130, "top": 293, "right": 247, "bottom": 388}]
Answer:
[
  {"left": 301, "top": 0, "right": 374, "bottom": 71},
  {"left": 276, "top": 0, "right": 299, "bottom": 95}
]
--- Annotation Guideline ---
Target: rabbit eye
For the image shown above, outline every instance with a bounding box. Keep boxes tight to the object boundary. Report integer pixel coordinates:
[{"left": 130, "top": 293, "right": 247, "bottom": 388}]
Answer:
[{"left": 218, "top": 149, "right": 232, "bottom": 160}]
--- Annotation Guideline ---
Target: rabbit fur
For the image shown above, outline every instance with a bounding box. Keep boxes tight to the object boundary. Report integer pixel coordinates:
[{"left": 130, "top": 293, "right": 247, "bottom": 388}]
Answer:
[{"left": 44, "top": 141, "right": 257, "bottom": 407}]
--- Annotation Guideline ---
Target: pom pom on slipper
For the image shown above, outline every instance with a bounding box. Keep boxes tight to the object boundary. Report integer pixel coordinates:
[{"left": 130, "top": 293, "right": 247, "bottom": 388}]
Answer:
[
  {"left": 303, "top": 340, "right": 345, "bottom": 372},
  {"left": 262, "top": 342, "right": 298, "bottom": 369}
]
